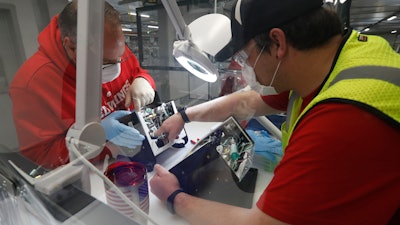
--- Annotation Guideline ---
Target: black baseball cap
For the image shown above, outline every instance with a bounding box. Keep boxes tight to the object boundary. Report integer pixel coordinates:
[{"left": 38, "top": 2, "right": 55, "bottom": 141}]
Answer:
[{"left": 215, "top": 0, "right": 323, "bottom": 62}]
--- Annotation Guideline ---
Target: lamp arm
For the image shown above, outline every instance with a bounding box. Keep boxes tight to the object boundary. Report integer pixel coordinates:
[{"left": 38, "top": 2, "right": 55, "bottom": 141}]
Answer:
[
  {"left": 160, "top": 0, "right": 191, "bottom": 40},
  {"left": 67, "top": 0, "right": 106, "bottom": 161}
]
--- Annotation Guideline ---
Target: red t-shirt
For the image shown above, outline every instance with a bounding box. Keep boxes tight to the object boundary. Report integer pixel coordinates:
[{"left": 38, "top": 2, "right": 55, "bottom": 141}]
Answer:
[{"left": 258, "top": 92, "right": 400, "bottom": 224}]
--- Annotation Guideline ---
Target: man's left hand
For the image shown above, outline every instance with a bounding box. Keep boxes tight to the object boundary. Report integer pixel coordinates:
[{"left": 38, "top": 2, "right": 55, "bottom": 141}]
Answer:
[{"left": 150, "top": 164, "right": 181, "bottom": 202}]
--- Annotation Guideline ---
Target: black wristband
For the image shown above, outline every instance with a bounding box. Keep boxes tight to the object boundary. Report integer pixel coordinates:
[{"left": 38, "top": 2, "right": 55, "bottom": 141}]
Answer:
[
  {"left": 178, "top": 107, "right": 190, "bottom": 123},
  {"left": 166, "top": 189, "right": 185, "bottom": 214}
]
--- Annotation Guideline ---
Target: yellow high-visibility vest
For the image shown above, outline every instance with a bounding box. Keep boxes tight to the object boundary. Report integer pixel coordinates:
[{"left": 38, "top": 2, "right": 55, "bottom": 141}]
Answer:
[{"left": 281, "top": 30, "right": 400, "bottom": 150}]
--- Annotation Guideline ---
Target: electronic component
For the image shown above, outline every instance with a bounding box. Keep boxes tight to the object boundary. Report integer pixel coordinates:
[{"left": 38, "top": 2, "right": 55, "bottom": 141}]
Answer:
[
  {"left": 119, "top": 93, "right": 188, "bottom": 158},
  {"left": 169, "top": 116, "right": 257, "bottom": 208},
  {"left": 185, "top": 116, "right": 254, "bottom": 180},
  {"left": 137, "top": 101, "right": 188, "bottom": 156}
]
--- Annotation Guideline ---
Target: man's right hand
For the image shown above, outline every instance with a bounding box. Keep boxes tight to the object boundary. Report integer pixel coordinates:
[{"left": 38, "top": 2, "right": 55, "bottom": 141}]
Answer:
[{"left": 154, "top": 113, "right": 185, "bottom": 141}]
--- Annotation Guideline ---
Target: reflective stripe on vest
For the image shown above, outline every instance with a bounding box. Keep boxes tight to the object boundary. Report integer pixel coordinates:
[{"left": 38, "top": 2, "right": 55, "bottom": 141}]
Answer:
[
  {"left": 331, "top": 66, "right": 400, "bottom": 86},
  {"left": 282, "top": 65, "right": 400, "bottom": 150}
]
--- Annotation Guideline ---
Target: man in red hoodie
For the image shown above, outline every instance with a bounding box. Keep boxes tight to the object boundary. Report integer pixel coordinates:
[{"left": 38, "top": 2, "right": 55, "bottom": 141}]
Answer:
[{"left": 9, "top": 1, "right": 156, "bottom": 169}]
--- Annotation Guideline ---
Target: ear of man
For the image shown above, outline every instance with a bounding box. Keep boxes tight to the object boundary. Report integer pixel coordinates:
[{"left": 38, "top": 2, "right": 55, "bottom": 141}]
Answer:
[{"left": 269, "top": 28, "right": 287, "bottom": 60}]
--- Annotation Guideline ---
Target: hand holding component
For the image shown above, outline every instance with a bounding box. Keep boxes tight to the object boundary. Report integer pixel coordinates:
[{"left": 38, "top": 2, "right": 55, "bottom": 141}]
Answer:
[
  {"left": 101, "top": 110, "right": 145, "bottom": 148},
  {"left": 125, "top": 77, "right": 155, "bottom": 110},
  {"left": 153, "top": 113, "right": 185, "bottom": 142}
]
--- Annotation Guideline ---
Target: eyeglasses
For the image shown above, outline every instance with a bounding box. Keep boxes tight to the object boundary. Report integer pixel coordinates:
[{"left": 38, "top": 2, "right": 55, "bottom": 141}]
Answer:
[
  {"left": 102, "top": 53, "right": 134, "bottom": 70},
  {"left": 233, "top": 42, "right": 266, "bottom": 68},
  {"left": 233, "top": 50, "right": 249, "bottom": 67},
  {"left": 233, "top": 41, "right": 257, "bottom": 67}
]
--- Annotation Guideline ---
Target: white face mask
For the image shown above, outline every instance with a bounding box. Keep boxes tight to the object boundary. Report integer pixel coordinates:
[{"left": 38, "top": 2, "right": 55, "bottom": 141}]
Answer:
[
  {"left": 240, "top": 46, "right": 280, "bottom": 96},
  {"left": 101, "top": 63, "right": 121, "bottom": 83}
]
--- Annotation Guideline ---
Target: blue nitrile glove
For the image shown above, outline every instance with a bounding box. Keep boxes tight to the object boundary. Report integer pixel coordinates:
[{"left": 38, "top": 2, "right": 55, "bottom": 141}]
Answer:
[
  {"left": 246, "top": 129, "right": 283, "bottom": 160},
  {"left": 101, "top": 110, "right": 145, "bottom": 148},
  {"left": 247, "top": 129, "right": 283, "bottom": 172}
]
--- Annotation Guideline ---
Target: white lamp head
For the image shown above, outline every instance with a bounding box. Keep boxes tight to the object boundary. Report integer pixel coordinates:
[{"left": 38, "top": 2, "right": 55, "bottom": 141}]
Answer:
[
  {"left": 188, "top": 14, "right": 231, "bottom": 57},
  {"left": 173, "top": 14, "right": 231, "bottom": 82},
  {"left": 160, "top": 0, "right": 231, "bottom": 82},
  {"left": 173, "top": 40, "right": 218, "bottom": 83}
]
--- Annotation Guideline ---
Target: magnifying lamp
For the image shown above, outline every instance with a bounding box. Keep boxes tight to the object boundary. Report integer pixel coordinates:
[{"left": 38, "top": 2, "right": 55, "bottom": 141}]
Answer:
[{"left": 160, "top": 0, "right": 231, "bottom": 83}]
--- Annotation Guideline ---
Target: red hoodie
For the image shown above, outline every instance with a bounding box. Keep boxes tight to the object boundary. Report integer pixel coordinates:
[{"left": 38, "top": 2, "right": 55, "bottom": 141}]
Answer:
[{"left": 9, "top": 15, "right": 155, "bottom": 169}]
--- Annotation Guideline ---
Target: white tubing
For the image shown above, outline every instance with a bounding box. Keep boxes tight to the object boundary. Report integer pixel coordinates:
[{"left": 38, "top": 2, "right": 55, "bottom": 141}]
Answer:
[{"left": 255, "top": 116, "right": 282, "bottom": 141}]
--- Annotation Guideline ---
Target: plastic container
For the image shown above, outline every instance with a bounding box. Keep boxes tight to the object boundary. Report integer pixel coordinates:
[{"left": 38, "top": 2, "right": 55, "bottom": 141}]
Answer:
[{"left": 104, "top": 161, "right": 149, "bottom": 222}]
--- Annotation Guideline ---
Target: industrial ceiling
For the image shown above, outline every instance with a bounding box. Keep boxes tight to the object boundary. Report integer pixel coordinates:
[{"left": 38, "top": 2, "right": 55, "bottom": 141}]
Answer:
[
  {"left": 110, "top": 0, "right": 400, "bottom": 48},
  {"left": 350, "top": 0, "right": 400, "bottom": 36}
]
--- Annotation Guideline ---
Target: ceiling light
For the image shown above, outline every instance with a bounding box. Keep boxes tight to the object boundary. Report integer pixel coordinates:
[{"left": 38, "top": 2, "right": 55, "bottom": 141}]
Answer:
[
  {"left": 122, "top": 27, "right": 133, "bottom": 32},
  {"left": 324, "top": 0, "right": 349, "bottom": 5},
  {"left": 387, "top": 16, "right": 397, "bottom": 21},
  {"left": 128, "top": 12, "right": 150, "bottom": 18},
  {"left": 147, "top": 25, "right": 159, "bottom": 29}
]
